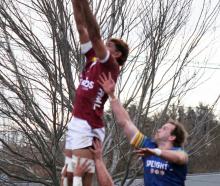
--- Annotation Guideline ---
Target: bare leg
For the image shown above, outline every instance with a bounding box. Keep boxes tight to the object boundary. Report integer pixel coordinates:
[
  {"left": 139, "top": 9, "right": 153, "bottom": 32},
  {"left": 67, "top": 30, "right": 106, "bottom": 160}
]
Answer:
[
  {"left": 61, "top": 149, "right": 94, "bottom": 186},
  {"left": 72, "top": 149, "right": 94, "bottom": 186},
  {"left": 60, "top": 149, "right": 73, "bottom": 186},
  {"left": 83, "top": 172, "right": 93, "bottom": 186}
]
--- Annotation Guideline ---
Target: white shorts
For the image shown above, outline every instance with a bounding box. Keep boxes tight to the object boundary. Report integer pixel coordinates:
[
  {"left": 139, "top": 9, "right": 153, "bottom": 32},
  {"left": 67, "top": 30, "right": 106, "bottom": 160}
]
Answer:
[{"left": 65, "top": 117, "right": 105, "bottom": 150}]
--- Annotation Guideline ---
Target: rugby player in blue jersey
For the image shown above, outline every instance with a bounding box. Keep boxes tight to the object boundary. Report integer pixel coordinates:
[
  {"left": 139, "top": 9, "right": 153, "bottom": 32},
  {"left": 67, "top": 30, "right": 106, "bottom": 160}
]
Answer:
[{"left": 98, "top": 72, "right": 189, "bottom": 186}]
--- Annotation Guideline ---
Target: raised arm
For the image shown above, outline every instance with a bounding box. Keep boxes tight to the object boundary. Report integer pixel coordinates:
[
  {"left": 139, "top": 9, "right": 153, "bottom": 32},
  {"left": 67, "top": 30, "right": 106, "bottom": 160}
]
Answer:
[
  {"left": 78, "top": 0, "right": 108, "bottom": 60},
  {"left": 98, "top": 72, "right": 139, "bottom": 141},
  {"left": 71, "top": 0, "right": 89, "bottom": 43},
  {"left": 90, "top": 139, "right": 114, "bottom": 186}
]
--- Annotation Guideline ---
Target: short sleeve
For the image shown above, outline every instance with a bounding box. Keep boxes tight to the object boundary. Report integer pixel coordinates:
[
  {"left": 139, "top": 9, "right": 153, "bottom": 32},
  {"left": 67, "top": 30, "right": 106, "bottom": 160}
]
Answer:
[
  {"left": 81, "top": 41, "right": 92, "bottom": 54},
  {"left": 99, "top": 50, "right": 110, "bottom": 63},
  {"left": 130, "top": 130, "right": 153, "bottom": 148}
]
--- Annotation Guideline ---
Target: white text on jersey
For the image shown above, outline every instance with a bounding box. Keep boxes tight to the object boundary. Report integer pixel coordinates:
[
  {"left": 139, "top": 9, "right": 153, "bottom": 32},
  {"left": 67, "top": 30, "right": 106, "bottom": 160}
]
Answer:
[
  {"left": 93, "top": 88, "right": 105, "bottom": 110},
  {"left": 80, "top": 77, "right": 94, "bottom": 90}
]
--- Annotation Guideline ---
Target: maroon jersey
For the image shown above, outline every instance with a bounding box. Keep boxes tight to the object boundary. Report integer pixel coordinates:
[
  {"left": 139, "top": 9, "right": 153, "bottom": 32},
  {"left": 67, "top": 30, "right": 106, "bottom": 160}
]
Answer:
[{"left": 73, "top": 44, "right": 119, "bottom": 128}]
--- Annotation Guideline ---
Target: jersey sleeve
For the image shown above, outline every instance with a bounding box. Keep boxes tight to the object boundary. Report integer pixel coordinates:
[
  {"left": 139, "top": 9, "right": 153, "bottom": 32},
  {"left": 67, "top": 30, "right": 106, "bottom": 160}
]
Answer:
[
  {"left": 81, "top": 41, "right": 118, "bottom": 71},
  {"left": 81, "top": 41, "right": 92, "bottom": 54},
  {"left": 130, "top": 130, "right": 153, "bottom": 148},
  {"left": 81, "top": 41, "right": 97, "bottom": 69},
  {"left": 100, "top": 53, "right": 120, "bottom": 84},
  {"left": 99, "top": 50, "right": 110, "bottom": 63}
]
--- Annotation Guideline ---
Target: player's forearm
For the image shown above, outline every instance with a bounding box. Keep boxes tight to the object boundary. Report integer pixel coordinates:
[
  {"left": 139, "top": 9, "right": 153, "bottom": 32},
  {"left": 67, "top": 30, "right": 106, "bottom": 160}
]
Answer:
[
  {"left": 72, "top": 0, "right": 84, "bottom": 28},
  {"left": 72, "top": 0, "right": 89, "bottom": 43},
  {"left": 95, "top": 159, "right": 114, "bottom": 186},
  {"left": 109, "top": 95, "right": 139, "bottom": 141},
  {"left": 159, "top": 149, "right": 188, "bottom": 165},
  {"left": 109, "top": 95, "right": 131, "bottom": 127},
  {"left": 80, "top": 0, "right": 101, "bottom": 41}
]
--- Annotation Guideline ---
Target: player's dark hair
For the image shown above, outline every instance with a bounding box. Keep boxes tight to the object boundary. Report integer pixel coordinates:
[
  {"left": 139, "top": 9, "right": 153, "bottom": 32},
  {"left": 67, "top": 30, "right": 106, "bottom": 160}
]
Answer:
[
  {"left": 110, "top": 38, "right": 129, "bottom": 66},
  {"left": 168, "top": 119, "right": 188, "bottom": 147}
]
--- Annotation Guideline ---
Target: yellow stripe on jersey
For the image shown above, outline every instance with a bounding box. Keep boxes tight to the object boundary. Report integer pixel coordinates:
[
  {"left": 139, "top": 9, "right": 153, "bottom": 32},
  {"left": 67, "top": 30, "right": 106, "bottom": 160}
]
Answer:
[
  {"left": 92, "top": 57, "right": 97, "bottom": 62},
  {"left": 130, "top": 131, "right": 146, "bottom": 148}
]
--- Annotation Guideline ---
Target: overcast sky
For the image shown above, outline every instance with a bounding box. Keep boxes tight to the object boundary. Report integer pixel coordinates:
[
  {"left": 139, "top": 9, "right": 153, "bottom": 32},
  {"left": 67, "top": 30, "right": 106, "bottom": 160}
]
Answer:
[{"left": 180, "top": 0, "right": 220, "bottom": 116}]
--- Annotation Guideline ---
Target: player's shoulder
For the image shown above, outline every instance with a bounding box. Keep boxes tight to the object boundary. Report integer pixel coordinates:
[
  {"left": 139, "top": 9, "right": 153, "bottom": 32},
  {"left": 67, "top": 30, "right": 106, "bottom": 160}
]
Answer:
[{"left": 143, "top": 137, "right": 157, "bottom": 148}]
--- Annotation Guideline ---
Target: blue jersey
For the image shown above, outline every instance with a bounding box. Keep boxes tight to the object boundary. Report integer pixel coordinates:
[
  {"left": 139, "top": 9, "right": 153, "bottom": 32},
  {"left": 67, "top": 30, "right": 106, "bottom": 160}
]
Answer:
[{"left": 141, "top": 138, "right": 187, "bottom": 186}]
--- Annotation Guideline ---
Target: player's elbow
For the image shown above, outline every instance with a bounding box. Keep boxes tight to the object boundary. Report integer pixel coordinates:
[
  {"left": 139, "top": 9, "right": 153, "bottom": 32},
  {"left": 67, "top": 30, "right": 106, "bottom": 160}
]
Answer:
[
  {"left": 175, "top": 154, "right": 188, "bottom": 165},
  {"left": 117, "top": 118, "right": 131, "bottom": 129},
  {"left": 77, "top": 25, "right": 87, "bottom": 35},
  {"left": 89, "top": 30, "right": 101, "bottom": 42}
]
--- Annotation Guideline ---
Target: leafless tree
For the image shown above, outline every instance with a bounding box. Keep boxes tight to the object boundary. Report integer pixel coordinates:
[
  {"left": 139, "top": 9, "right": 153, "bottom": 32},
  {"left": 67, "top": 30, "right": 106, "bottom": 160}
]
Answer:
[
  {"left": 0, "top": 0, "right": 220, "bottom": 185},
  {"left": 103, "top": 0, "right": 220, "bottom": 184}
]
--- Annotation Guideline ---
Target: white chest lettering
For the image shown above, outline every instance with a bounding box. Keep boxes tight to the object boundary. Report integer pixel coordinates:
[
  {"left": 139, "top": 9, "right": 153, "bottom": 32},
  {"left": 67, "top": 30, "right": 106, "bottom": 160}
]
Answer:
[
  {"left": 93, "top": 88, "right": 105, "bottom": 110},
  {"left": 146, "top": 160, "right": 168, "bottom": 170},
  {"left": 80, "top": 77, "right": 94, "bottom": 90}
]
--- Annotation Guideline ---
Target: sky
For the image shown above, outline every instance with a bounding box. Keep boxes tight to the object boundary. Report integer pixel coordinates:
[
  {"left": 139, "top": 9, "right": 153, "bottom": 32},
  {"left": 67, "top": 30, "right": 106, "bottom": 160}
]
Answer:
[
  {"left": 123, "top": 0, "right": 220, "bottom": 117},
  {"left": 179, "top": 0, "right": 220, "bottom": 115},
  {"left": 1, "top": 0, "right": 220, "bottom": 117},
  {"left": 182, "top": 61, "right": 220, "bottom": 115},
  {"left": 166, "top": 0, "right": 220, "bottom": 116}
]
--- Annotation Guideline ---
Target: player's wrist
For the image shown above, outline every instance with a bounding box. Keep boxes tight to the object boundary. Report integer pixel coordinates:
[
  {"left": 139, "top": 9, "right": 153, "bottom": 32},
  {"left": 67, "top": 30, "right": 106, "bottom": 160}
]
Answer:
[
  {"left": 94, "top": 159, "right": 102, "bottom": 164},
  {"left": 108, "top": 93, "right": 117, "bottom": 101},
  {"left": 94, "top": 155, "right": 103, "bottom": 162},
  {"left": 154, "top": 148, "right": 162, "bottom": 156},
  {"left": 108, "top": 94, "right": 117, "bottom": 101}
]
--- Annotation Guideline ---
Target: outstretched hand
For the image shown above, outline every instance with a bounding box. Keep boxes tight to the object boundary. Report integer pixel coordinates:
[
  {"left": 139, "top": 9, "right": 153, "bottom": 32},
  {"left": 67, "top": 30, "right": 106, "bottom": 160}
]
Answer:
[
  {"left": 74, "top": 158, "right": 90, "bottom": 177},
  {"left": 134, "top": 148, "right": 156, "bottom": 157},
  {"left": 98, "top": 72, "right": 116, "bottom": 97}
]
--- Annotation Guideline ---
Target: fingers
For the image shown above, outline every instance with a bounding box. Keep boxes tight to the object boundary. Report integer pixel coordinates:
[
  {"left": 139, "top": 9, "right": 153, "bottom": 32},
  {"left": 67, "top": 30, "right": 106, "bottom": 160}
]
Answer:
[
  {"left": 82, "top": 160, "right": 91, "bottom": 172},
  {"left": 77, "top": 157, "right": 89, "bottom": 166},
  {"left": 98, "top": 72, "right": 114, "bottom": 85},
  {"left": 97, "top": 73, "right": 107, "bottom": 86},
  {"left": 99, "top": 72, "right": 108, "bottom": 82},
  {"left": 89, "top": 140, "right": 97, "bottom": 154},
  {"left": 133, "top": 150, "right": 145, "bottom": 156},
  {"left": 89, "top": 138, "right": 103, "bottom": 161},
  {"left": 92, "top": 138, "right": 97, "bottom": 149},
  {"left": 134, "top": 149, "right": 143, "bottom": 154},
  {"left": 89, "top": 147, "right": 95, "bottom": 154},
  {"left": 97, "top": 79, "right": 102, "bottom": 86},
  {"left": 76, "top": 157, "right": 82, "bottom": 167},
  {"left": 134, "top": 148, "right": 148, "bottom": 155},
  {"left": 108, "top": 72, "right": 115, "bottom": 85},
  {"left": 136, "top": 153, "right": 145, "bottom": 156},
  {"left": 81, "top": 159, "right": 90, "bottom": 171},
  {"left": 92, "top": 138, "right": 101, "bottom": 148},
  {"left": 108, "top": 72, "right": 113, "bottom": 81},
  {"left": 94, "top": 138, "right": 101, "bottom": 147},
  {"left": 75, "top": 158, "right": 91, "bottom": 174}
]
